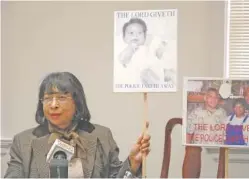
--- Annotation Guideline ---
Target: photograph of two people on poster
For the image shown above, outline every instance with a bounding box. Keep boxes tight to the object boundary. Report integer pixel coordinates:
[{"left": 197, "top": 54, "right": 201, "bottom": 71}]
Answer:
[{"left": 184, "top": 79, "right": 249, "bottom": 148}]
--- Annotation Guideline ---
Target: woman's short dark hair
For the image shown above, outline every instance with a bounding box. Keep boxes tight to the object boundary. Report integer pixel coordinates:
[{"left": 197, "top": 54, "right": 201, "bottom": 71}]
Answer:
[
  {"left": 233, "top": 98, "right": 246, "bottom": 108},
  {"left": 122, "top": 18, "right": 147, "bottom": 38},
  {"left": 35, "top": 72, "right": 91, "bottom": 124}
]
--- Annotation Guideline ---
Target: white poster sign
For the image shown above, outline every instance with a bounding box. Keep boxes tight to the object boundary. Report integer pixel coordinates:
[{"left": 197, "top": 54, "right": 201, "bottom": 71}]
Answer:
[
  {"left": 113, "top": 9, "right": 178, "bottom": 92},
  {"left": 183, "top": 77, "right": 249, "bottom": 148}
]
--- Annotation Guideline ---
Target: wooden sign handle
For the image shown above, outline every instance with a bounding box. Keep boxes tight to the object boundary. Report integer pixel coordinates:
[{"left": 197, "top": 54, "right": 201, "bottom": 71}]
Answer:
[{"left": 142, "top": 92, "right": 149, "bottom": 178}]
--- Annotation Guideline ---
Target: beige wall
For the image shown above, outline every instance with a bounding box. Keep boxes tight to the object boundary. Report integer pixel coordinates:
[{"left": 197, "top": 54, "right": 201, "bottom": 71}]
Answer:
[{"left": 1, "top": 1, "right": 248, "bottom": 178}]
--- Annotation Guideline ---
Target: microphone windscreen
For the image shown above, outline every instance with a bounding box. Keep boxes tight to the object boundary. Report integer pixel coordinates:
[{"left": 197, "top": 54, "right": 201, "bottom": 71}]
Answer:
[{"left": 46, "top": 139, "right": 74, "bottom": 163}]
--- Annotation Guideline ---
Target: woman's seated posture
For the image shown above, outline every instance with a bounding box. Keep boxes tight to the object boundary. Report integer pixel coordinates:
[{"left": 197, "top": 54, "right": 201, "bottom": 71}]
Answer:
[{"left": 4, "top": 72, "right": 151, "bottom": 178}]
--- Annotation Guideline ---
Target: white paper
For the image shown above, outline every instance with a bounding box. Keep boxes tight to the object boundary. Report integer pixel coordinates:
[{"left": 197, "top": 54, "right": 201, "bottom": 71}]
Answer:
[{"left": 113, "top": 9, "right": 178, "bottom": 92}]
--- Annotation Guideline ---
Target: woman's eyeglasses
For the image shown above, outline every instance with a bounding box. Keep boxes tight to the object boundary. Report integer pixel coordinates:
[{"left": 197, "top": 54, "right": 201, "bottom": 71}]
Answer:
[{"left": 41, "top": 95, "right": 72, "bottom": 105}]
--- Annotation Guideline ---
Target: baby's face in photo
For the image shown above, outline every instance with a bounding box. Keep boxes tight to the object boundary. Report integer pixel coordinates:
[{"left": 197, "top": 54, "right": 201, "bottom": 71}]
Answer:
[{"left": 124, "top": 23, "right": 146, "bottom": 46}]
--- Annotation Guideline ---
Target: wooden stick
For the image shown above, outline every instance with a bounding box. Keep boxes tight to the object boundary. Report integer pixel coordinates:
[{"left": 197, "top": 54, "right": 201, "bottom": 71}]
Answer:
[
  {"left": 143, "top": 93, "right": 148, "bottom": 132},
  {"left": 142, "top": 92, "right": 148, "bottom": 178},
  {"left": 224, "top": 148, "right": 229, "bottom": 178}
]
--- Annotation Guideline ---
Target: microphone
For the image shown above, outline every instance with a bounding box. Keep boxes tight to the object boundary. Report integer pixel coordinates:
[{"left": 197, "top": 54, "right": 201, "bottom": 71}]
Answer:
[
  {"left": 49, "top": 151, "right": 68, "bottom": 178},
  {"left": 46, "top": 139, "right": 75, "bottom": 178},
  {"left": 46, "top": 139, "right": 75, "bottom": 163}
]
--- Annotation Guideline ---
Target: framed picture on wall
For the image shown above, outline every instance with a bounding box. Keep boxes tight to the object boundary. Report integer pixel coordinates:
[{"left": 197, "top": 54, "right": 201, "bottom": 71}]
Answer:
[
  {"left": 113, "top": 9, "right": 178, "bottom": 92},
  {"left": 182, "top": 77, "right": 249, "bottom": 148}
]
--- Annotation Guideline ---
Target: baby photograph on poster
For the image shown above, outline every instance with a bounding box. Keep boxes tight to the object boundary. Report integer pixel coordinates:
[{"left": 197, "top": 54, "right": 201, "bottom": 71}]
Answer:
[
  {"left": 113, "top": 9, "right": 178, "bottom": 92},
  {"left": 183, "top": 78, "right": 249, "bottom": 148}
]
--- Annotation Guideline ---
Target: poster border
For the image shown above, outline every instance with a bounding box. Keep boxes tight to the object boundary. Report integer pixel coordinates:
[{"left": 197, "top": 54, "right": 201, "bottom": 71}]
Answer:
[{"left": 182, "top": 76, "right": 249, "bottom": 148}]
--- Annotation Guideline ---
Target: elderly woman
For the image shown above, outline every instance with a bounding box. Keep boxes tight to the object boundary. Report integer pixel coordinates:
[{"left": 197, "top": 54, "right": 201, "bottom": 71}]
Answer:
[{"left": 4, "top": 72, "right": 151, "bottom": 178}]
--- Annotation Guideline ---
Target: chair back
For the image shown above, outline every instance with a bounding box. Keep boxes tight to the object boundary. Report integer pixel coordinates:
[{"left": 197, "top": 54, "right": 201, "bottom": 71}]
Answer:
[{"left": 160, "top": 118, "right": 225, "bottom": 178}]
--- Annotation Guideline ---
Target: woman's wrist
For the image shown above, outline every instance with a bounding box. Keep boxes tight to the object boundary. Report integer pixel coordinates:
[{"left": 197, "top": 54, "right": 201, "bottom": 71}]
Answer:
[{"left": 128, "top": 156, "right": 141, "bottom": 174}]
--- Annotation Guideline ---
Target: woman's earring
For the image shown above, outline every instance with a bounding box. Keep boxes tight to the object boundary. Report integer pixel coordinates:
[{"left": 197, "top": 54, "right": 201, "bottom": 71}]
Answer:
[
  {"left": 39, "top": 116, "right": 46, "bottom": 124},
  {"left": 42, "top": 116, "right": 46, "bottom": 123}
]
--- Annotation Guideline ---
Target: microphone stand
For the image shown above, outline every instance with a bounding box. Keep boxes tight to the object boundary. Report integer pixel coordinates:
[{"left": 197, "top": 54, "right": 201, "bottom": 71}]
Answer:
[{"left": 49, "top": 151, "right": 68, "bottom": 178}]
